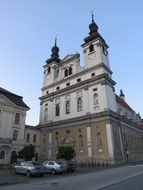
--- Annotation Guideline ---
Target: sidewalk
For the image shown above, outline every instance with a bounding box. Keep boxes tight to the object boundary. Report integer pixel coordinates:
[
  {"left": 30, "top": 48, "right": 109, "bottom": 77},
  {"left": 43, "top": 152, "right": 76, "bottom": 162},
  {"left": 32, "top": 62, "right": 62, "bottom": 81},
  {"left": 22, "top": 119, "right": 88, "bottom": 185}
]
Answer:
[{"left": 0, "top": 169, "right": 28, "bottom": 186}]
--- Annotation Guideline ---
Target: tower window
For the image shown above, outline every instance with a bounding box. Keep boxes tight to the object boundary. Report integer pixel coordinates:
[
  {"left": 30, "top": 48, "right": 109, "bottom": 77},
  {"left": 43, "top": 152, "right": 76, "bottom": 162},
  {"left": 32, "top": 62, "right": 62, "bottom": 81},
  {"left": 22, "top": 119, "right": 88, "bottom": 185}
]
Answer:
[
  {"left": 48, "top": 67, "right": 51, "bottom": 74},
  {"left": 89, "top": 44, "right": 94, "bottom": 52}
]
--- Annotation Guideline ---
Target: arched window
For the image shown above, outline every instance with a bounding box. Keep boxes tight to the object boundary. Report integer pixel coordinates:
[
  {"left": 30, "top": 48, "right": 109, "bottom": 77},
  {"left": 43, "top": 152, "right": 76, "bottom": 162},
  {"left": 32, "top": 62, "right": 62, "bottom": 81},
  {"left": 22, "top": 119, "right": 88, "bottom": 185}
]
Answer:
[
  {"left": 14, "top": 113, "right": 20, "bottom": 124},
  {"left": 89, "top": 44, "right": 94, "bottom": 52},
  {"left": 97, "top": 132, "right": 102, "bottom": 147},
  {"left": 0, "top": 151, "right": 5, "bottom": 159},
  {"left": 44, "top": 108, "right": 48, "bottom": 121},
  {"left": 64, "top": 68, "right": 68, "bottom": 77},
  {"left": 79, "top": 134, "right": 83, "bottom": 148},
  {"left": 93, "top": 93, "right": 99, "bottom": 110},
  {"left": 69, "top": 67, "right": 72, "bottom": 75},
  {"left": 55, "top": 104, "right": 60, "bottom": 116},
  {"left": 48, "top": 67, "right": 51, "bottom": 74},
  {"left": 66, "top": 101, "right": 70, "bottom": 114},
  {"left": 77, "top": 97, "right": 83, "bottom": 112}
]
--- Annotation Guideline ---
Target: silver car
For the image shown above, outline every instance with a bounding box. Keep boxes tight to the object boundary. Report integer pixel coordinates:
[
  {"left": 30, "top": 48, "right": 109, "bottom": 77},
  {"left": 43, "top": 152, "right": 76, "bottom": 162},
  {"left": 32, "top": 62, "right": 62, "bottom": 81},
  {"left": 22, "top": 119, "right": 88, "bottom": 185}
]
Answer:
[
  {"left": 43, "top": 160, "right": 66, "bottom": 174},
  {"left": 13, "top": 161, "right": 46, "bottom": 177}
]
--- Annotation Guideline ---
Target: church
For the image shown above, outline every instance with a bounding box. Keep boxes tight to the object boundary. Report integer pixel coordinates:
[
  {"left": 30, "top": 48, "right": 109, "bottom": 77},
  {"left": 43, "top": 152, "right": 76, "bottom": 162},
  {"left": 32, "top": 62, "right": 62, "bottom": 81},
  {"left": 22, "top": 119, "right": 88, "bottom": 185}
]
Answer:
[{"left": 38, "top": 15, "right": 143, "bottom": 164}]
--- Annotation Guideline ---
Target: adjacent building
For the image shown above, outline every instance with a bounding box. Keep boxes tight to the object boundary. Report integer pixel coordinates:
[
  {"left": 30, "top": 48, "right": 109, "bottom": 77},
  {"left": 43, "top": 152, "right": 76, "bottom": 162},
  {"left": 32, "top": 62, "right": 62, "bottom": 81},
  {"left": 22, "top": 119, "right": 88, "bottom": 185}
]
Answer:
[
  {"left": 0, "top": 87, "right": 29, "bottom": 164},
  {"left": 38, "top": 16, "right": 143, "bottom": 164}
]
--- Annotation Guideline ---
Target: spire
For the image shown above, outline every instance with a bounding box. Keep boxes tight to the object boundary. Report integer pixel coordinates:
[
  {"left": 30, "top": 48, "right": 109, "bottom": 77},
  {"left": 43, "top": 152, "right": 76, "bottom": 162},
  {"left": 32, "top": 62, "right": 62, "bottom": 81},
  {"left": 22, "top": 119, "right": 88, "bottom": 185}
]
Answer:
[
  {"left": 82, "top": 12, "right": 108, "bottom": 48},
  {"left": 89, "top": 11, "right": 98, "bottom": 35},
  {"left": 46, "top": 36, "right": 61, "bottom": 64}
]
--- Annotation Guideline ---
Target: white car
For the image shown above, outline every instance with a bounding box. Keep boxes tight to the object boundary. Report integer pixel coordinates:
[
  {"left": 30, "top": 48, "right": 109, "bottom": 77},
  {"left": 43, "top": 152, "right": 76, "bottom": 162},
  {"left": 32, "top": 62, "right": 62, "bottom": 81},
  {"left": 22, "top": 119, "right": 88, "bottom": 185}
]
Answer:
[
  {"left": 13, "top": 161, "right": 46, "bottom": 177},
  {"left": 43, "top": 160, "right": 66, "bottom": 174}
]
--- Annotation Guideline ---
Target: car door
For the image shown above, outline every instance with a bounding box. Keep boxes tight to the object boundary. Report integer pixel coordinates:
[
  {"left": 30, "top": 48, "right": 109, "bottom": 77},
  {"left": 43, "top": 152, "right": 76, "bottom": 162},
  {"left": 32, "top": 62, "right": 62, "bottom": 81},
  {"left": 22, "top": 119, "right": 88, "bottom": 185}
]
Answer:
[
  {"left": 48, "top": 161, "right": 55, "bottom": 172},
  {"left": 16, "top": 162, "right": 25, "bottom": 174}
]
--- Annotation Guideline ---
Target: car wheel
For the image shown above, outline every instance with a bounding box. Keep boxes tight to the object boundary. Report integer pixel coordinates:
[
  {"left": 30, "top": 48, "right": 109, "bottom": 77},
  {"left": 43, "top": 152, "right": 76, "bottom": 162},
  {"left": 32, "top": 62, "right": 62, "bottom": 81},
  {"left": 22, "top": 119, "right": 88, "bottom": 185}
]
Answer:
[
  {"left": 26, "top": 170, "right": 31, "bottom": 177},
  {"left": 51, "top": 169, "right": 56, "bottom": 175}
]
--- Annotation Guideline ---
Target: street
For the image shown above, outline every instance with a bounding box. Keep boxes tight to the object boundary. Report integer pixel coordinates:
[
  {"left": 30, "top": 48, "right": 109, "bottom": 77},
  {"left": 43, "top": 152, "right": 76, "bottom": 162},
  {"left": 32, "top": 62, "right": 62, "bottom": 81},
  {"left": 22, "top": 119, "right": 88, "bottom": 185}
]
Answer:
[{"left": 1, "top": 164, "right": 143, "bottom": 190}]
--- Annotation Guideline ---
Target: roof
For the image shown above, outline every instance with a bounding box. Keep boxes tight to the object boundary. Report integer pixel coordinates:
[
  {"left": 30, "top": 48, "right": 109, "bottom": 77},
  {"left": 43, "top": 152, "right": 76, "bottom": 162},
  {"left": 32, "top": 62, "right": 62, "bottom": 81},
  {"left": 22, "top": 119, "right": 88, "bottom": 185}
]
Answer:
[
  {"left": 25, "top": 125, "right": 37, "bottom": 129},
  {"left": 116, "top": 95, "right": 133, "bottom": 112},
  {"left": 0, "top": 87, "right": 30, "bottom": 109}
]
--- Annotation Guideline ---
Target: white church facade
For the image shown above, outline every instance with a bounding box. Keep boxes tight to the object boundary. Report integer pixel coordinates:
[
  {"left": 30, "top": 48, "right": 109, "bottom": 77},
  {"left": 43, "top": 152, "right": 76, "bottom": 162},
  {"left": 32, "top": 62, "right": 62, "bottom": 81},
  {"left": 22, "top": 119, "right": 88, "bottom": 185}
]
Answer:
[{"left": 38, "top": 16, "right": 143, "bottom": 164}]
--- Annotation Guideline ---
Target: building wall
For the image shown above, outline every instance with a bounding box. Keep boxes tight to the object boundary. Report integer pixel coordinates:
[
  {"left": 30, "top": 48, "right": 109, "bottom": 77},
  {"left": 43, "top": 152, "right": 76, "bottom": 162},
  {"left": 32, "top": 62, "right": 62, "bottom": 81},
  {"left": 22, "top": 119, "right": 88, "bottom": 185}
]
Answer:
[{"left": 0, "top": 95, "right": 28, "bottom": 164}]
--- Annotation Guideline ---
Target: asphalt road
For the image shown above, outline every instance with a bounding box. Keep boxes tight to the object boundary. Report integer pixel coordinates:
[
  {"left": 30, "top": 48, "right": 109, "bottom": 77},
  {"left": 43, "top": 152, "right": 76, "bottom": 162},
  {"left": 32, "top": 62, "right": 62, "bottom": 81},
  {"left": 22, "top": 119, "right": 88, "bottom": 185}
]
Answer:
[
  {"left": 100, "top": 173, "right": 143, "bottom": 190},
  {"left": 1, "top": 164, "right": 143, "bottom": 190}
]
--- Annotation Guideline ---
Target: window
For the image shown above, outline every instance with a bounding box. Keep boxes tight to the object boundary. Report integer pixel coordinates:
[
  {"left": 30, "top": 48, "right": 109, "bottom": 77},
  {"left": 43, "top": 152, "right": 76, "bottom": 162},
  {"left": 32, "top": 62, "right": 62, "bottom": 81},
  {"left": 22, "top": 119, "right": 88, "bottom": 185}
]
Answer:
[
  {"left": 55, "top": 137, "right": 59, "bottom": 147},
  {"left": 26, "top": 133, "right": 30, "bottom": 143},
  {"left": 89, "top": 44, "right": 94, "bottom": 52},
  {"left": 93, "top": 93, "right": 99, "bottom": 110},
  {"left": 66, "top": 101, "right": 70, "bottom": 114},
  {"left": 97, "top": 132, "right": 102, "bottom": 147},
  {"left": 33, "top": 134, "right": 37, "bottom": 143},
  {"left": 44, "top": 107, "right": 48, "bottom": 121},
  {"left": 64, "top": 68, "right": 68, "bottom": 77},
  {"left": 13, "top": 130, "right": 18, "bottom": 141},
  {"left": 77, "top": 97, "right": 83, "bottom": 112},
  {"left": 0, "top": 151, "right": 5, "bottom": 159},
  {"left": 77, "top": 78, "right": 81, "bottom": 82},
  {"left": 64, "top": 67, "right": 72, "bottom": 77},
  {"left": 69, "top": 67, "right": 72, "bottom": 75},
  {"left": 91, "top": 72, "right": 95, "bottom": 77},
  {"left": 48, "top": 67, "right": 51, "bottom": 74},
  {"left": 79, "top": 134, "right": 83, "bottom": 148},
  {"left": 66, "top": 130, "right": 70, "bottom": 134},
  {"left": 55, "top": 104, "right": 60, "bottom": 116},
  {"left": 56, "top": 131, "right": 59, "bottom": 135},
  {"left": 93, "top": 88, "right": 97, "bottom": 92},
  {"left": 14, "top": 113, "right": 20, "bottom": 124},
  {"left": 46, "top": 91, "right": 49, "bottom": 94},
  {"left": 66, "top": 82, "right": 70, "bottom": 86},
  {"left": 56, "top": 86, "right": 60, "bottom": 90}
]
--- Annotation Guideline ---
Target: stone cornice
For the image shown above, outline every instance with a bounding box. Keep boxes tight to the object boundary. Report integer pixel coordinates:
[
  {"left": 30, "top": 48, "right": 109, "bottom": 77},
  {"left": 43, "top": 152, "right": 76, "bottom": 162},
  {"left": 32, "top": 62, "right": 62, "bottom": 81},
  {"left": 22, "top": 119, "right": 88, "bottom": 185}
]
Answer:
[
  {"left": 41, "top": 63, "right": 113, "bottom": 92},
  {"left": 39, "top": 73, "right": 116, "bottom": 101}
]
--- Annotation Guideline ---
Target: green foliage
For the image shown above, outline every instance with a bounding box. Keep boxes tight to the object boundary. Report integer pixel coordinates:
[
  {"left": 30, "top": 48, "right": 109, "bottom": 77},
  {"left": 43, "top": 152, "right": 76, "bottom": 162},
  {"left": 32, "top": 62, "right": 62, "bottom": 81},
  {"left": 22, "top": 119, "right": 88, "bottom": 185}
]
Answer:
[
  {"left": 18, "top": 144, "right": 35, "bottom": 161},
  {"left": 56, "top": 146, "right": 76, "bottom": 160}
]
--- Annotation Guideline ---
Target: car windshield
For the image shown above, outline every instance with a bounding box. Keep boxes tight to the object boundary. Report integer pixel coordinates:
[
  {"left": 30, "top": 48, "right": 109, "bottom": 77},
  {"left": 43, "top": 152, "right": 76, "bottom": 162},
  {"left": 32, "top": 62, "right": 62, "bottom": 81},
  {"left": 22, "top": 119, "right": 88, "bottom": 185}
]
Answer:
[{"left": 32, "top": 162, "right": 42, "bottom": 166}]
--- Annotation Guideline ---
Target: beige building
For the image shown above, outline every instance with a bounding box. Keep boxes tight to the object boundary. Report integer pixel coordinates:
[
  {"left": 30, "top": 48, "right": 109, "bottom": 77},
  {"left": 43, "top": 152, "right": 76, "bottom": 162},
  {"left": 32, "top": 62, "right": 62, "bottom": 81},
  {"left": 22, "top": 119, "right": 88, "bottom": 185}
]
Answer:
[
  {"left": 0, "top": 87, "right": 29, "bottom": 164},
  {"left": 37, "top": 16, "right": 143, "bottom": 164}
]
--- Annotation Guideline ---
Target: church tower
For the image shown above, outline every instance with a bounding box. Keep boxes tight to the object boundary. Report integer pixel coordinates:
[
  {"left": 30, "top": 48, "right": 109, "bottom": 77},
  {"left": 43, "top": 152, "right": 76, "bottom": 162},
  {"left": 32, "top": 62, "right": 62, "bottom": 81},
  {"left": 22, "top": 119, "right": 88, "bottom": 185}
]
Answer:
[
  {"left": 82, "top": 13, "right": 110, "bottom": 70},
  {"left": 43, "top": 38, "right": 61, "bottom": 88}
]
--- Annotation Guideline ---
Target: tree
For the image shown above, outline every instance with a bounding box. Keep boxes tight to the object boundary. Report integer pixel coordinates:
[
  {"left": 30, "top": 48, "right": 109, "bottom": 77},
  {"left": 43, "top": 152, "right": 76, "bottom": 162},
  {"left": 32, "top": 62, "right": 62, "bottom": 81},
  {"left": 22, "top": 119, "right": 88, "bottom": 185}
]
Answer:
[
  {"left": 56, "top": 146, "right": 76, "bottom": 160},
  {"left": 18, "top": 144, "right": 35, "bottom": 161}
]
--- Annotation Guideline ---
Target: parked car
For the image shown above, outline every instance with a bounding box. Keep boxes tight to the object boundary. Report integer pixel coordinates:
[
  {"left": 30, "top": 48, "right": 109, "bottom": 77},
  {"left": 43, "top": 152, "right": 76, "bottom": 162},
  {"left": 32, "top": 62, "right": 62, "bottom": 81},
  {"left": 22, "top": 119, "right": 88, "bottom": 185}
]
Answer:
[
  {"left": 57, "top": 159, "right": 76, "bottom": 172},
  {"left": 12, "top": 161, "right": 46, "bottom": 177},
  {"left": 42, "top": 160, "right": 66, "bottom": 174}
]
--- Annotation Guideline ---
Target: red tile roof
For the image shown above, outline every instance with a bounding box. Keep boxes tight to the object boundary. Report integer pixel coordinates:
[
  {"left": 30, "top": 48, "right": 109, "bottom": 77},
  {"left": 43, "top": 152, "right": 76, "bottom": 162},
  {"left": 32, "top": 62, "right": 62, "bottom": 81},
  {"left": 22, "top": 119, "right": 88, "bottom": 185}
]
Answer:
[{"left": 116, "top": 95, "right": 134, "bottom": 112}]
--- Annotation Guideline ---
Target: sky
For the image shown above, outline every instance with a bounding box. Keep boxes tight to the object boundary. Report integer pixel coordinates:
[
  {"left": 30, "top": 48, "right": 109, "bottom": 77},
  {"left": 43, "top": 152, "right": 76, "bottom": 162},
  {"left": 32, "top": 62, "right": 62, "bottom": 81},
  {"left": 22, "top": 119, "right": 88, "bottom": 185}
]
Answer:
[{"left": 0, "top": 0, "right": 143, "bottom": 125}]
